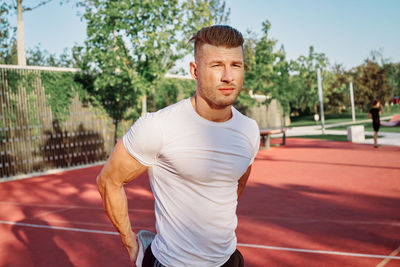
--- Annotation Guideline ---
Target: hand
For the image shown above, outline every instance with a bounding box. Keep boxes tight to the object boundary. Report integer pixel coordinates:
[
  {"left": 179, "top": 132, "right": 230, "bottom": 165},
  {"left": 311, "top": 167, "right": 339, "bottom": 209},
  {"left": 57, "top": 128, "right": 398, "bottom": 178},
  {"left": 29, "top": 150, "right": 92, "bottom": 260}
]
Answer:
[
  {"left": 122, "top": 231, "right": 139, "bottom": 266},
  {"left": 128, "top": 240, "right": 139, "bottom": 267}
]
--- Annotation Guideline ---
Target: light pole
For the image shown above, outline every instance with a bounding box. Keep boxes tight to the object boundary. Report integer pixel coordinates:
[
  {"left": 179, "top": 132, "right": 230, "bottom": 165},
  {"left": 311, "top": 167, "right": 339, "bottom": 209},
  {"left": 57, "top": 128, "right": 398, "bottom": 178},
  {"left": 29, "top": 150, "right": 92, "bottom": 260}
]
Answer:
[
  {"left": 349, "top": 82, "right": 356, "bottom": 122},
  {"left": 317, "top": 68, "right": 325, "bottom": 134}
]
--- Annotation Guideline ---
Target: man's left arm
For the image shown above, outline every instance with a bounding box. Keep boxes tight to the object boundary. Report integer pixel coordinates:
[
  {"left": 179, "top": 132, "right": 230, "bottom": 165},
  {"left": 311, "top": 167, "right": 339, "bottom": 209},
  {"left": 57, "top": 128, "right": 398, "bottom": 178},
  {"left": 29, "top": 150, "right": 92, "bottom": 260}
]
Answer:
[{"left": 237, "top": 165, "right": 252, "bottom": 199}]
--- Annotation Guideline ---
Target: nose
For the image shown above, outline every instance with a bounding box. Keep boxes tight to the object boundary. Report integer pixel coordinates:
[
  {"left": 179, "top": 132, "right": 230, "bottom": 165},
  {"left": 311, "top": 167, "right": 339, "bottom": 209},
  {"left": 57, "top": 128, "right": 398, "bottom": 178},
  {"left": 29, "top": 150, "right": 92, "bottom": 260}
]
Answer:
[{"left": 221, "top": 66, "right": 233, "bottom": 83}]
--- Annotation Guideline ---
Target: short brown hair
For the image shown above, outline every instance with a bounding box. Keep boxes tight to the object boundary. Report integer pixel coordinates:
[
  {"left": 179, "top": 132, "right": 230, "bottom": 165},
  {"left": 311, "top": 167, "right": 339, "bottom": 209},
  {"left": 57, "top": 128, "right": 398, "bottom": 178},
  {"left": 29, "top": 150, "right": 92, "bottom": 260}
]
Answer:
[{"left": 189, "top": 25, "right": 244, "bottom": 57}]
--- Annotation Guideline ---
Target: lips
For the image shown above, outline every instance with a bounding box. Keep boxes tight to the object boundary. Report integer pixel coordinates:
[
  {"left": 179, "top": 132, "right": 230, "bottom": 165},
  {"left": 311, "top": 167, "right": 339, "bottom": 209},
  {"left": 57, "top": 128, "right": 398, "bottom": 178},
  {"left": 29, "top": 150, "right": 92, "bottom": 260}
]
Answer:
[{"left": 218, "top": 87, "right": 235, "bottom": 94}]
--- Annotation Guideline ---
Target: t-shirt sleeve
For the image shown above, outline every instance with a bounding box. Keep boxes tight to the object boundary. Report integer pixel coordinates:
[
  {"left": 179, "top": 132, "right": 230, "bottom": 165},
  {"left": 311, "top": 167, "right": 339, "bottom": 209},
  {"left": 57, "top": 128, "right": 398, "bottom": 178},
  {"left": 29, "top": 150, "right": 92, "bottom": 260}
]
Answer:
[
  {"left": 122, "top": 113, "right": 163, "bottom": 166},
  {"left": 249, "top": 120, "right": 260, "bottom": 165}
]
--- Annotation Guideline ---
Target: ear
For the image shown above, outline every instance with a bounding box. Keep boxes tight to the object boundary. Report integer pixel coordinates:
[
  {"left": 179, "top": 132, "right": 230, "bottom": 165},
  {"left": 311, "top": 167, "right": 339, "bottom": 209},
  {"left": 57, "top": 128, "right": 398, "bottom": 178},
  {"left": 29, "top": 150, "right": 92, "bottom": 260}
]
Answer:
[{"left": 189, "top": 61, "right": 198, "bottom": 80}]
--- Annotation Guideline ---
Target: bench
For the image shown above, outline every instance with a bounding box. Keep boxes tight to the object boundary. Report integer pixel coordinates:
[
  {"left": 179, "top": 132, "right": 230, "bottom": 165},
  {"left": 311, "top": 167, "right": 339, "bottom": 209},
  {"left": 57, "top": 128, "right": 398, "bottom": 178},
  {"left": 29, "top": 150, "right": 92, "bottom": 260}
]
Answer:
[{"left": 260, "top": 128, "right": 288, "bottom": 149}]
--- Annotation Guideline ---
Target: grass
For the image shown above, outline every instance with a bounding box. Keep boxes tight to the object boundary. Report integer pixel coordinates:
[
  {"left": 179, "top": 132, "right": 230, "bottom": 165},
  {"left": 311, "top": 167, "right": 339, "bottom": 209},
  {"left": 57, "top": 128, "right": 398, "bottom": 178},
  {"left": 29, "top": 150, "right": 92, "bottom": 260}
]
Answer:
[
  {"left": 287, "top": 134, "right": 377, "bottom": 142},
  {"left": 289, "top": 105, "right": 400, "bottom": 127},
  {"left": 327, "top": 121, "right": 400, "bottom": 133},
  {"left": 282, "top": 105, "right": 400, "bottom": 142},
  {"left": 290, "top": 113, "right": 368, "bottom": 127}
]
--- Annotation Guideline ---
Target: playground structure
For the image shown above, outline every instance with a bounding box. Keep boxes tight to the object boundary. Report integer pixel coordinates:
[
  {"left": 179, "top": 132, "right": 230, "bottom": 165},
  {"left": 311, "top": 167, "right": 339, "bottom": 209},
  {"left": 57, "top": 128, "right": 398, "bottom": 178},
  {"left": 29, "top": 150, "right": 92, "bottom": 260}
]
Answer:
[{"left": 381, "top": 114, "right": 400, "bottom": 126}]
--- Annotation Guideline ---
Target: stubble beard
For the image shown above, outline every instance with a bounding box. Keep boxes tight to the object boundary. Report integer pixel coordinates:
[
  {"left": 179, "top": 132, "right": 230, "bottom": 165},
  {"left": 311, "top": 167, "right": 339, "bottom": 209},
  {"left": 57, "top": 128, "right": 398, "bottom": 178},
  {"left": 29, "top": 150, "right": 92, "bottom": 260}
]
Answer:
[{"left": 198, "top": 85, "right": 242, "bottom": 110}]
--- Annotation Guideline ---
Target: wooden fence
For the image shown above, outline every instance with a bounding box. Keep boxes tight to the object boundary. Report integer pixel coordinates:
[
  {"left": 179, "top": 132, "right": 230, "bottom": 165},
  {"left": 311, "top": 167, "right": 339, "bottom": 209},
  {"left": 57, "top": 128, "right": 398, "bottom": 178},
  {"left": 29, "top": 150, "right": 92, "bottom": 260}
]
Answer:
[{"left": 0, "top": 65, "right": 115, "bottom": 178}]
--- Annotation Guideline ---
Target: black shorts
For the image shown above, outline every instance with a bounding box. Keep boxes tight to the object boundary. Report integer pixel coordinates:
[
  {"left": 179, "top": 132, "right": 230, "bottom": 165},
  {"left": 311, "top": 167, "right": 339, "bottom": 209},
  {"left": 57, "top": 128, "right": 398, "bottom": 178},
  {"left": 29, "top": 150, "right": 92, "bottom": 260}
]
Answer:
[
  {"left": 142, "top": 244, "right": 244, "bottom": 267},
  {"left": 373, "top": 121, "right": 380, "bottom": 132}
]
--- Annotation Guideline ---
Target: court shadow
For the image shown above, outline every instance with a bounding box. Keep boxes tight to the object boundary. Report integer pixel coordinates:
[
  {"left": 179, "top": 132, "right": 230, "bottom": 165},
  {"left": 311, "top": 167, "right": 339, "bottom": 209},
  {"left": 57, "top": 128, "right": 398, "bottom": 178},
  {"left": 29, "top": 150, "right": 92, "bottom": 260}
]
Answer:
[
  {"left": 256, "top": 155, "right": 400, "bottom": 171},
  {"left": 285, "top": 138, "right": 400, "bottom": 152},
  {"left": 237, "top": 182, "right": 400, "bottom": 266},
  {"left": 1, "top": 164, "right": 154, "bottom": 266},
  {"left": 11, "top": 206, "right": 74, "bottom": 267}
]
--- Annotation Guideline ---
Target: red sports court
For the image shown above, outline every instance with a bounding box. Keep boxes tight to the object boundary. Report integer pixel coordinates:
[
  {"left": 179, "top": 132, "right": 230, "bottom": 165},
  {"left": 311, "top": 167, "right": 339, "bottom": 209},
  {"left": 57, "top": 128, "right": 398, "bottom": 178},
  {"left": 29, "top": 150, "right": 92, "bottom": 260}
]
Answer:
[{"left": 0, "top": 138, "right": 399, "bottom": 266}]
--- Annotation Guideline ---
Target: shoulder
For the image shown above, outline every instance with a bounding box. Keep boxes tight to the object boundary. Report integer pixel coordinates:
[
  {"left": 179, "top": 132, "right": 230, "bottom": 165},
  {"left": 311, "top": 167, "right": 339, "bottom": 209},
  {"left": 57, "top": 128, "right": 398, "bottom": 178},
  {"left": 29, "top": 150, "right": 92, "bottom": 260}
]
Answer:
[
  {"left": 122, "top": 100, "right": 189, "bottom": 166},
  {"left": 232, "top": 107, "right": 260, "bottom": 146},
  {"left": 126, "top": 98, "right": 190, "bottom": 140},
  {"left": 232, "top": 107, "right": 260, "bottom": 132},
  {"left": 232, "top": 107, "right": 260, "bottom": 160},
  {"left": 144, "top": 98, "right": 189, "bottom": 122}
]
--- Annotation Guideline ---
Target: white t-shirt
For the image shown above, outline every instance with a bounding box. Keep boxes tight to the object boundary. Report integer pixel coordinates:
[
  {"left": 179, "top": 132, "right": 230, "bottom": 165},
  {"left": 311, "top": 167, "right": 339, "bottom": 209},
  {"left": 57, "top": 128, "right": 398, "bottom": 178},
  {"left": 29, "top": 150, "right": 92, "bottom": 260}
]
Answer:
[{"left": 123, "top": 98, "right": 259, "bottom": 266}]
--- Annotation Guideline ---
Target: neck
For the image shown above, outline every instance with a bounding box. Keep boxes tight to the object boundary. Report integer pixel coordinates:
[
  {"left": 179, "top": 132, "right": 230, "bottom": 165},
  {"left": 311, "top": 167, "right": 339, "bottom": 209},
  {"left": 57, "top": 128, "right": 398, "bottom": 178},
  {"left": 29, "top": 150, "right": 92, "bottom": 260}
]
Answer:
[{"left": 191, "top": 94, "right": 232, "bottom": 122}]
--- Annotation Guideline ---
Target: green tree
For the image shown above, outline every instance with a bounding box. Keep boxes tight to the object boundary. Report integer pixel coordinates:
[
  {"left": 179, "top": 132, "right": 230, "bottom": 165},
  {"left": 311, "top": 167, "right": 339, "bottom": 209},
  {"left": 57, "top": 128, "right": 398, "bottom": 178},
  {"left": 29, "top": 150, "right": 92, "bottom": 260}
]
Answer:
[
  {"left": 26, "top": 44, "right": 76, "bottom": 67},
  {"left": 1, "top": 39, "right": 18, "bottom": 65},
  {"left": 81, "top": 0, "right": 229, "bottom": 143},
  {"left": 0, "top": 2, "right": 16, "bottom": 64},
  {"left": 154, "top": 77, "right": 196, "bottom": 110},
  {"left": 243, "top": 21, "right": 291, "bottom": 115},
  {"left": 289, "top": 46, "right": 330, "bottom": 115},
  {"left": 4, "top": 0, "right": 75, "bottom": 65},
  {"left": 324, "top": 64, "right": 351, "bottom": 113},
  {"left": 387, "top": 62, "right": 400, "bottom": 98},
  {"left": 351, "top": 60, "right": 392, "bottom": 111},
  {"left": 15, "top": 0, "right": 55, "bottom": 65}
]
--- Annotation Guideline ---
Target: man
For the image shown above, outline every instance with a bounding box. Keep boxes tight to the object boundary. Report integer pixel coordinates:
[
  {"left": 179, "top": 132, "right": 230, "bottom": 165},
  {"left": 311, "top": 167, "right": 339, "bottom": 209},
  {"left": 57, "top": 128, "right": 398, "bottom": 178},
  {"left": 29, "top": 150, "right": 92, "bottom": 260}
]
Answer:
[
  {"left": 368, "top": 100, "right": 384, "bottom": 147},
  {"left": 97, "top": 25, "right": 260, "bottom": 266}
]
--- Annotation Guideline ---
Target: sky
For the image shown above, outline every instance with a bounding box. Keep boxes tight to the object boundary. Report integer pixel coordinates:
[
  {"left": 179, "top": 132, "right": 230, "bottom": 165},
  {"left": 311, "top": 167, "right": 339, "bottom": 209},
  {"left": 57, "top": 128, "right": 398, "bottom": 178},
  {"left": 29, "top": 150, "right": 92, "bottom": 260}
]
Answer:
[{"left": 7, "top": 0, "right": 400, "bottom": 75}]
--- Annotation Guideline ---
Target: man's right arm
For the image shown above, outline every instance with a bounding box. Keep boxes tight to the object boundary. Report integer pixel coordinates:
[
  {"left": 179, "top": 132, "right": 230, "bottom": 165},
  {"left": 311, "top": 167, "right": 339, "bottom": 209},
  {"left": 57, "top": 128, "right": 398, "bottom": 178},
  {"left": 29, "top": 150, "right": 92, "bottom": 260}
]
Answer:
[{"left": 96, "top": 139, "right": 148, "bottom": 265}]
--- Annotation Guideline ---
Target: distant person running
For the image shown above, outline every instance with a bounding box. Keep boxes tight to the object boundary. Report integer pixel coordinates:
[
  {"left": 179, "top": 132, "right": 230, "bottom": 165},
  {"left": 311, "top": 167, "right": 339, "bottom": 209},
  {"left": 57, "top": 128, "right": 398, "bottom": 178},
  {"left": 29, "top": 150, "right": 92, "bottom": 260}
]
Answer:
[
  {"left": 368, "top": 100, "right": 384, "bottom": 147},
  {"left": 96, "top": 25, "right": 260, "bottom": 267}
]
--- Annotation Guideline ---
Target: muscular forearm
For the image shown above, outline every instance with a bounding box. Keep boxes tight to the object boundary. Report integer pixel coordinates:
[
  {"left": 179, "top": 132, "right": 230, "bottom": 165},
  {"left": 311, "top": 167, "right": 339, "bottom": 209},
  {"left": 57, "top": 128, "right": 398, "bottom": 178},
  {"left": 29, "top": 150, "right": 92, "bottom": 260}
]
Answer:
[
  {"left": 96, "top": 140, "right": 147, "bottom": 265},
  {"left": 97, "top": 175, "right": 136, "bottom": 251}
]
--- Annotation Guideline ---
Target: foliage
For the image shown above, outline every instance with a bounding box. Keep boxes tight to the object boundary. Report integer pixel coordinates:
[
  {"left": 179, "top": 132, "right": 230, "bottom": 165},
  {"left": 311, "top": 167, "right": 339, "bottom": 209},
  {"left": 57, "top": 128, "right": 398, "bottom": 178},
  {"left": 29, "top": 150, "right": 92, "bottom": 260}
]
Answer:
[
  {"left": 27, "top": 44, "right": 75, "bottom": 67},
  {"left": 386, "top": 62, "right": 400, "bottom": 97},
  {"left": 2, "top": 68, "right": 78, "bottom": 123},
  {"left": 243, "top": 21, "right": 291, "bottom": 114},
  {"left": 324, "top": 64, "right": 351, "bottom": 113},
  {"left": 41, "top": 71, "right": 77, "bottom": 121},
  {"left": 288, "top": 134, "right": 350, "bottom": 142},
  {"left": 0, "top": 2, "right": 16, "bottom": 64},
  {"left": 289, "top": 46, "right": 330, "bottom": 115},
  {"left": 2, "top": 69, "right": 37, "bottom": 93},
  {"left": 328, "top": 120, "right": 400, "bottom": 134},
  {"left": 153, "top": 77, "right": 196, "bottom": 110},
  {"left": 181, "top": 0, "right": 230, "bottom": 44},
  {"left": 350, "top": 60, "right": 392, "bottom": 111},
  {"left": 80, "top": 0, "right": 229, "bottom": 142},
  {"left": 0, "top": 3, "right": 11, "bottom": 45}
]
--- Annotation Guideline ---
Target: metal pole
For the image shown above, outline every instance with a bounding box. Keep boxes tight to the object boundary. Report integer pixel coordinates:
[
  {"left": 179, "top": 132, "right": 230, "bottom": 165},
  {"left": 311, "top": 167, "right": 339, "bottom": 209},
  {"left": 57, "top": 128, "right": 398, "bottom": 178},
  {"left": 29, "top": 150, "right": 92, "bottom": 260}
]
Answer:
[
  {"left": 349, "top": 82, "right": 356, "bottom": 122},
  {"left": 317, "top": 69, "right": 325, "bottom": 134}
]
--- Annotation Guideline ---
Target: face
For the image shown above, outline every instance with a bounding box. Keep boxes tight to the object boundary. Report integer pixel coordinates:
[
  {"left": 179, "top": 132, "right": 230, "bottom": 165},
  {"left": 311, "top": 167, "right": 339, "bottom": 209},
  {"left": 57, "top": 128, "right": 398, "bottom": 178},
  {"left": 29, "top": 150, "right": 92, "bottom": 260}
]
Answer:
[{"left": 190, "top": 44, "right": 244, "bottom": 109}]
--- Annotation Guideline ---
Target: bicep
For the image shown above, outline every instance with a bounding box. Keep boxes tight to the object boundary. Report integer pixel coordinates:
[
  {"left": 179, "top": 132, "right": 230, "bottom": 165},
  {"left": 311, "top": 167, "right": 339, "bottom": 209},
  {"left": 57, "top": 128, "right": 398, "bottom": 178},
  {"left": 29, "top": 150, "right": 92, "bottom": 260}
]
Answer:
[{"left": 98, "top": 139, "right": 148, "bottom": 186}]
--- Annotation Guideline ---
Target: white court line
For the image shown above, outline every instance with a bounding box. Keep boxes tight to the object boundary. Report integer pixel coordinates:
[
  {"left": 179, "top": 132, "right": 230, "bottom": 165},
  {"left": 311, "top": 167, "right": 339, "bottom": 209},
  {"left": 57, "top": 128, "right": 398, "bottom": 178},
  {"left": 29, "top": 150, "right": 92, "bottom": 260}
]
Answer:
[
  {"left": 0, "top": 220, "right": 119, "bottom": 236},
  {"left": 0, "top": 201, "right": 100, "bottom": 210},
  {"left": 237, "top": 243, "right": 400, "bottom": 260},
  {"left": 1, "top": 220, "right": 400, "bottom": 261},
  {"left": 376, "top": 246, "right": 400, "bottom": 267},
  {"left": 0, "top": 201, "right": 153, "bottom": 213},
  {"left": 240, "top": 216, "right": 400, "bottom": 226},
  {"left": 43, "top": 219, "right": 116, "bottom": 227},
  {"left": 3, "top": 201, "right": 398, "bottom": 227},
  {"left": 2, "top": 201, "right": 398, "bottom": 227}
]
